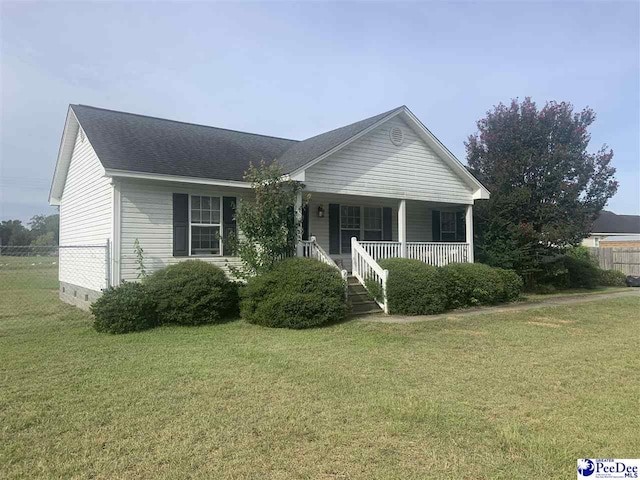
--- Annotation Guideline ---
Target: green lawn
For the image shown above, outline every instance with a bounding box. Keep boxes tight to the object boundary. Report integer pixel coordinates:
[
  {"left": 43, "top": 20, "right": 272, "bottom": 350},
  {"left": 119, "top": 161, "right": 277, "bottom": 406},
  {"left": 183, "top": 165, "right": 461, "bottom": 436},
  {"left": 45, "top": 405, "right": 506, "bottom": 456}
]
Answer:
[{"left": 1, "top": 271, "right": 639, "bottom": 479}]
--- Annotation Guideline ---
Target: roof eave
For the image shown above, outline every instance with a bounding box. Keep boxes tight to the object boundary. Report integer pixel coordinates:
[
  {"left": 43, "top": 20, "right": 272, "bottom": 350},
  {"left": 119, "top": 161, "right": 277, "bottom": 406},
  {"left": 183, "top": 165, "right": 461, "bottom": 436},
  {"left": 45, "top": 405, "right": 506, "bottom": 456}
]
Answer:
[
  {"left": 49, "top": 106, "right": 79, "bottom": 205},
  {"left": 104, "top": 168, "right": 253, "bottom": 188}
]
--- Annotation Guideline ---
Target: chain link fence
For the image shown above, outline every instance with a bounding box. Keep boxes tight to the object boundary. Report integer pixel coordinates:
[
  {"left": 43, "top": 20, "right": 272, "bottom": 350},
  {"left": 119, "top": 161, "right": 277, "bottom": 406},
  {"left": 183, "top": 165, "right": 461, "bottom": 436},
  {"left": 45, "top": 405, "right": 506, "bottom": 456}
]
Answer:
[{"left": 0, "top": 244, "right": 109, "bottom": 312}]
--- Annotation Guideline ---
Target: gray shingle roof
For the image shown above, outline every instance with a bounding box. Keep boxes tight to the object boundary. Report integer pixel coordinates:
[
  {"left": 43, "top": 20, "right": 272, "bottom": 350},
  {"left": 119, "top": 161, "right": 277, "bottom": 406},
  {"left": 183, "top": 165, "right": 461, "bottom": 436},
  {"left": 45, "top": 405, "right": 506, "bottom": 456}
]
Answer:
[
  {"left": 71, "top": 104, "right": 404, "bottom": 181},
  {"left": 592, "top": 210, "right": 640, "bottom": 234}
]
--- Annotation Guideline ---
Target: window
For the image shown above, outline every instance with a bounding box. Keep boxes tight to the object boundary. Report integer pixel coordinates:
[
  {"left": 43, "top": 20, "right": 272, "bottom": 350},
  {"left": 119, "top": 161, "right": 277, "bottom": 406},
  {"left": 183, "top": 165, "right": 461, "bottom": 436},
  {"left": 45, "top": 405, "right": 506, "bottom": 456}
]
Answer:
[
  {"left": 340, "top": 206, "right": 361, "bottom": 254},
  {"left": 440, "top": 211, "right": 456, "bottom": 242},
  {"left": 340, "top": 205, "right": 385, "bottom": 252},
  {"left": 190, "top": 195, "right": 221, "bottom": 255},
  {"left": 363, "top": 207, "right": 382, "bottom": 241}
]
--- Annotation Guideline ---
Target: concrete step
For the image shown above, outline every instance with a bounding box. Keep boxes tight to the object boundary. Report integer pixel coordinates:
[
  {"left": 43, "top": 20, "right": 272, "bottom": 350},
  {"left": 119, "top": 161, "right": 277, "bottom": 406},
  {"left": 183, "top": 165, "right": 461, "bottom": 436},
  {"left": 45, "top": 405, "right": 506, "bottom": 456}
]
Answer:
[
  {"left": 350, "top": 301, "right": 382, "bottom": 315},
  {"left": 347, "top": 284, "right": 368, "bottom": 295},
  {"left": 348, "top": 291, "right": 374, "bottom": 304}
]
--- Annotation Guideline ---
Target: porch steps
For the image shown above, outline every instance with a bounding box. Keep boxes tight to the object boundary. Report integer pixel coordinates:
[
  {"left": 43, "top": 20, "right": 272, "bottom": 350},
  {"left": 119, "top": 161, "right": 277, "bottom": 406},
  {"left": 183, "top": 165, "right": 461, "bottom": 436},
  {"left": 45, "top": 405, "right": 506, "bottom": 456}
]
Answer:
[{"left": 347, "top": 276, "right": 382, "bottom": 315}]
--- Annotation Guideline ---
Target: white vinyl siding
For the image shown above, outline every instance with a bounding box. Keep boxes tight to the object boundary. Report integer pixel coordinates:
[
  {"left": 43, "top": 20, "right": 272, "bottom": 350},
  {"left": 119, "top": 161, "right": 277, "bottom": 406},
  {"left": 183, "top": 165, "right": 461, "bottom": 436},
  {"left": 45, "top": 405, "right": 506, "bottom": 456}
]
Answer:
[
  {"left": 58, "top": 129, "right": 111, "bottom": 292},
  {"left": 118, "top": 180, "right": 246, "bottom": 281},
  {"left": 406, "top": 200, "right": 433, "bottom": 242},
  {"left": 304, "top": 117, "right": 473, "bottom": 204}
]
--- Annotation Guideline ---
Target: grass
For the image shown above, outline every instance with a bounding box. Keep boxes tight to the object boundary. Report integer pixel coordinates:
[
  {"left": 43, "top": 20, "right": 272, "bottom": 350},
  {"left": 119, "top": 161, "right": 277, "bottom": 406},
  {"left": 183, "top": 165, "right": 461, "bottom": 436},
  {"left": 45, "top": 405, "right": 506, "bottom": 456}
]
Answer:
[{"left": 1, "top": 268, "right": 639, "bottom": 479}]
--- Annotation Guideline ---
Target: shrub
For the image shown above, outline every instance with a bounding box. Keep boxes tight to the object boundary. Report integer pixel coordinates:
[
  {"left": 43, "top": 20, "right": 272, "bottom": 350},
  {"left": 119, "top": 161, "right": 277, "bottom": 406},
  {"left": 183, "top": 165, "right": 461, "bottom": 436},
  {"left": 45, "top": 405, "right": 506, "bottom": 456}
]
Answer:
[
  {"left": 378, "top": 258, "right": 447, "bottom": 315},
  {"left": 240, "top": 257, "right": 347, "bottom": 328},
  {"left": 536, "top": 253, "right": 600, "bottom": 290},
  {"left": 496, "top": 268, "right": 525, "bottom": 302},
  {"left": 145, "top": 260, "right": 239, "bottom": 325},
  {"left": 565, "top": 245, "right": 598, "bottom": 266},
  {"left": 598, "top": 269, "right": 627, "bottom": 287},
  {"left": 440, "top": 263, "right": 523, "bottom": 309},
  {"left": 364, "top": 274, "right": 384, "bottom": 303},
  {"left": 91, "top": 282, "right": 157, "bottom": 334},
  {"left": 563, "top": 255, "right": 600, "bottom": 289}
]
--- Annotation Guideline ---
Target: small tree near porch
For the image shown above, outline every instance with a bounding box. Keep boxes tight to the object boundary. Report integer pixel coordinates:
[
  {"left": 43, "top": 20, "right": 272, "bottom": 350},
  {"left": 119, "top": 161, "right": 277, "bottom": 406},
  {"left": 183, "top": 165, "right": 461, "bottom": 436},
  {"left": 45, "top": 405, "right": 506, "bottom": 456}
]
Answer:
[{"left": 231, "top": 161, "right": 306, "bottom": 279}]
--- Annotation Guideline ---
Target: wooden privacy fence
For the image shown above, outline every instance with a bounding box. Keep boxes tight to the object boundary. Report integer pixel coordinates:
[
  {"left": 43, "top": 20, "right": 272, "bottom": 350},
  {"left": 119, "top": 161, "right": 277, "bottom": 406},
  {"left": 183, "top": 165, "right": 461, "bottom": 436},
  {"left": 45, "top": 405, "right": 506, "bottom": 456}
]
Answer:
[{"left": 587, "top": 247, "right": 640, "bottom": 275}]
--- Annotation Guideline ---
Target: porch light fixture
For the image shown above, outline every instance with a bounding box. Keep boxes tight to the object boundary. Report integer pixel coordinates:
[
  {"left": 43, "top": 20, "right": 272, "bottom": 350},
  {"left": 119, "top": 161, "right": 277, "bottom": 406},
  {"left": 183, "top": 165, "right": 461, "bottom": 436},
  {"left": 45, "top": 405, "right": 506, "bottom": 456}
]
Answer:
[{"left": 317, "top": 205, "right": 325, "bottom": 218}]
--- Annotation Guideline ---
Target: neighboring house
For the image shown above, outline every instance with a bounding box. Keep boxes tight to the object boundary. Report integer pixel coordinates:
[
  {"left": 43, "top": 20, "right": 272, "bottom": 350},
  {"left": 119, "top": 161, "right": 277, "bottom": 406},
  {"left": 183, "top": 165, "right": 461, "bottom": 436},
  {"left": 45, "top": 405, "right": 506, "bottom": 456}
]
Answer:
[
  {"left": 598, "top": 235, "right": 640, "bottom": 248},
  {"left": 50, "top": 105, "right": 489, "bottom": 309},
  {"left": 582, "top": 211, "right": 640, "bottom": 247}
]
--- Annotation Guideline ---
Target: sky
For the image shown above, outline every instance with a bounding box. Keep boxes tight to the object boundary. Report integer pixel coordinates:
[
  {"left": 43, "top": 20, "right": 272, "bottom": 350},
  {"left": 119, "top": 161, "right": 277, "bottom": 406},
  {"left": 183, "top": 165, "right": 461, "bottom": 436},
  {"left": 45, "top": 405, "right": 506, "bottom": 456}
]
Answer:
[{"left": 1, "top": 1, "right": 639, "bottom": 225}]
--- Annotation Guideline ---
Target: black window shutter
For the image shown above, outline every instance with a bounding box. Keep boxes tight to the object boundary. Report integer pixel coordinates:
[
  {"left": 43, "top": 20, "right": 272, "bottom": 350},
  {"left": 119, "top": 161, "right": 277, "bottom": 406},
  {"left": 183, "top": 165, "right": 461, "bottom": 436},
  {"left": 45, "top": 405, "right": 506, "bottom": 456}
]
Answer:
[
  {"left": 382, "top": 207, "right": 392, "bottom": 241},
  {"left": 222, "top": 196, "right": 236, "bottom": 256},
  {"left": 456, "top": 211, "right": 466, "bottom": 242},
  {"left": 173, "top": 193, "right": 189, "bottom": 256},
  {"left": 302, "top": 205, "right": 309, "bottom": 241},
  {"left": 431, "top": 210, "right": 441, "bottom": 242},
  {"left": 329, "top": 204, "right": 340, "bottom": 254}
]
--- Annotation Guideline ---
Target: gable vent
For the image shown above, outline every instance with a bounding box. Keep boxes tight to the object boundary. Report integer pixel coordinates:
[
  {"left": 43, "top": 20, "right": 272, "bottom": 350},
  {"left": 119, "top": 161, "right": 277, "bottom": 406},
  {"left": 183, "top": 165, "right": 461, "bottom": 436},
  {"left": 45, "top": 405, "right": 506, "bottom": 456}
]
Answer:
[
  {"left": 390, "top": 126, "right": 404, "bottom": 146},
  {"left": 79, "top": 129, "right": 85, "bottom": 143}
]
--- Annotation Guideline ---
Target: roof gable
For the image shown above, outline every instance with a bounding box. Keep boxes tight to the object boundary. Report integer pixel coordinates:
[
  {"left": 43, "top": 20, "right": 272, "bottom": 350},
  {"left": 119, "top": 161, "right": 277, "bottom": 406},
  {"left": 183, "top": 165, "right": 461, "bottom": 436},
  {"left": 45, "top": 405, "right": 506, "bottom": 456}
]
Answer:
[{"left": 303, "top": 115, "right": 474, "bottom": 203}]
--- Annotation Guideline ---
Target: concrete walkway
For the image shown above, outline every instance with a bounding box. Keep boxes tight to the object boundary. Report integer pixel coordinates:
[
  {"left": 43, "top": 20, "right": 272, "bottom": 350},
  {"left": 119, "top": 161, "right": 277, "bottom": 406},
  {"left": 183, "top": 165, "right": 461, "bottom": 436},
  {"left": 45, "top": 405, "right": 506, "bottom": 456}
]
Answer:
[{"left": 361, "top": 289, "right": 640, "bottom": 324}]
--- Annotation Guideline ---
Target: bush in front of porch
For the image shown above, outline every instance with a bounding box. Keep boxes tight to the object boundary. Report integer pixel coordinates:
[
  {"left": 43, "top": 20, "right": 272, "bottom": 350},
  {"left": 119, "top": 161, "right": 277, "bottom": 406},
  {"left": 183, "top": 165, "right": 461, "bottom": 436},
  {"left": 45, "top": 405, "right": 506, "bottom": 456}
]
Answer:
[
  {"left": 440, "top": 263, "right": 523, "bottom": 309},
  {"left": 240, "top": 257, "right": 347, "bottom": 329},
  {"left": 378, "top": 259, "right": 523, "bottom": 316},
  {"left": 379, "top": 258, "right": 448, "bottom": 315}
]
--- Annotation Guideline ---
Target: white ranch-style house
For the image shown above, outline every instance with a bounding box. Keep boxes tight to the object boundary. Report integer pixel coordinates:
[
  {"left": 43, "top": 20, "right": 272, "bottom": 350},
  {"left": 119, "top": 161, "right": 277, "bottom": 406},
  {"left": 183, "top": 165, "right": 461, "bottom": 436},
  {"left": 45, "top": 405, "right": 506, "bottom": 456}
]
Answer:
[{"left": 50, "top": 105, "right": 490, "bottom": 310}]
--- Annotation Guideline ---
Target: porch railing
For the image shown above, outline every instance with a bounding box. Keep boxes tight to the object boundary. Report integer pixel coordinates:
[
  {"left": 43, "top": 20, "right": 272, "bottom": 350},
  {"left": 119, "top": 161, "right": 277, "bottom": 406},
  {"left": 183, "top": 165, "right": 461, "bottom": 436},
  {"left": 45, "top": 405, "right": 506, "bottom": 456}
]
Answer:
[
  {"left": 358, "top": 241, "right": 469, "bottom": 267},
  {"left": 301, "top": 237, "right": 348, "bottom": 289},
  {"left": 357, "top": 241, "right": 401, "bottom": 261},
  {"left": 351, "top": 237, "right": 389, "bottom": 313},
  {"left": 406, "top": 242, "right": 469, "bottom": 265}
]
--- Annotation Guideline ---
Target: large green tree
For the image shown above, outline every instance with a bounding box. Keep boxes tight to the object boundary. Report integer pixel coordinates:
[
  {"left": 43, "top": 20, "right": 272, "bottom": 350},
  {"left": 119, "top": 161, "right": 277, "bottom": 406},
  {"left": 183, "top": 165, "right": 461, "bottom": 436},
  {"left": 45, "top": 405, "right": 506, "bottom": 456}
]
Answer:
[
  {"left": 466, "top": 98, "right": 618, "bottom": 277},
  {"left": 29, "top": 213, "right": 59, "bottom": 245},
  {"left": 0, "top": 220, "right": 31, "bottom": 246}
]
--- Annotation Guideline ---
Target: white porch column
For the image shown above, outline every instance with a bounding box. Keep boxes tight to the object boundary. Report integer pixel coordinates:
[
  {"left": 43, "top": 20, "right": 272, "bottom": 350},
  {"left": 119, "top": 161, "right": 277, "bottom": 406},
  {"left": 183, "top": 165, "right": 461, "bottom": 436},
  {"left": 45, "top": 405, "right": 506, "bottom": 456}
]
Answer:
[
  {"left": 295, "top": 190, "right": 304, "bottom": 257},
  {"left": 465, "top": 204, "right": 474, "bottom": 263},
  {"left": 398, "top": 199, "right": 407, "bottom": 258}
]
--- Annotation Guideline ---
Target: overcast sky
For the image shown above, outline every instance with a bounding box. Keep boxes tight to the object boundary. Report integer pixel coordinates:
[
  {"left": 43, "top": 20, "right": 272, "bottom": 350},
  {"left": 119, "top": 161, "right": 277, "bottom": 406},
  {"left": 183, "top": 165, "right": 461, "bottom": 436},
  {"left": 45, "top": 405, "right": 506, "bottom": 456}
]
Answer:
[{"left": 1, "top": 1, "right": 639, "bottom": 224}]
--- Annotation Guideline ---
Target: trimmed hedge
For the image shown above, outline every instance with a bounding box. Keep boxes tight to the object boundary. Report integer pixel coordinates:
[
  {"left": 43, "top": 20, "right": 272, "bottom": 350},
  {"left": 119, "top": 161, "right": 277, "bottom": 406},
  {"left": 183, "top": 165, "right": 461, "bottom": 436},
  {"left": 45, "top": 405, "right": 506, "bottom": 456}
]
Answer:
[
  {"left": 440, "top": 263, "right": 523, "bottom": 309},
  {"left": 91, "top": 282, "right": 157, "bottom": 334},
  {"left": 241, "top": 257, "right": 347, "bottom": 328},
  {"left": 378, "top": 258, "right": 448, "bottom": 315},
  {"left": 145, "top": 260, "right": 239, "bottom": 325},
  {"left": 598, "top": 269, "right": 627, "bottom": 287},
  {"left": 378, "top": 260, "right": 523, "bottom": 316}
]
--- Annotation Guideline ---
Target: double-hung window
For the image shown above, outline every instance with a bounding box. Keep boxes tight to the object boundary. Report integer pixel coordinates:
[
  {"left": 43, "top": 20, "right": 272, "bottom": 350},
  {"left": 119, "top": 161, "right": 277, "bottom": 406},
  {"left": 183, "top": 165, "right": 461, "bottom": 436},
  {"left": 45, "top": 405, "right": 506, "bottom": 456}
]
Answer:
[
  {"left": 190, "top": 195, "right": 222, "bottom": 255},
  {"left": 440, "top": 211, "right": 456, "bottom": 242},
  {"left": 340, "top": 205, "right": 384, "bottom": 253},
  {"left": 363, "top": 207, "right": 383, "bottom": 241},
  {"left": 340, "top": 206, "right": 360, "bottom": 254}
]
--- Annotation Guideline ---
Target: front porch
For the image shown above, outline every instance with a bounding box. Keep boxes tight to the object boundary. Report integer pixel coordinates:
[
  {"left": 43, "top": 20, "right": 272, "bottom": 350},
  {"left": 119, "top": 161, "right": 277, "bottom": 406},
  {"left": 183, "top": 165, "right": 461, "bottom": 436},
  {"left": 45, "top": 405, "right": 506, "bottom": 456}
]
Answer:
[
  {"left": 297, "top": 192, "right": 474, "bottom": 271},
  {"left": 298, "top": 193, "right": 476, "bottom": 314}
]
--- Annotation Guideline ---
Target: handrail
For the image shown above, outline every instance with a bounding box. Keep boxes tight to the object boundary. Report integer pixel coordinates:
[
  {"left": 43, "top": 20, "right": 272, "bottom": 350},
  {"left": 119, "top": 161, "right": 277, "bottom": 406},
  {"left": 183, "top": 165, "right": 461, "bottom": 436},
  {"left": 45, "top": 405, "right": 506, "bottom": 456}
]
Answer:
[
  {"left": 351, "top": 237, "right": 389, "bottom": 313},
  {"left": 301, "top": 237, "right": 349, "bottom": 291}
]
